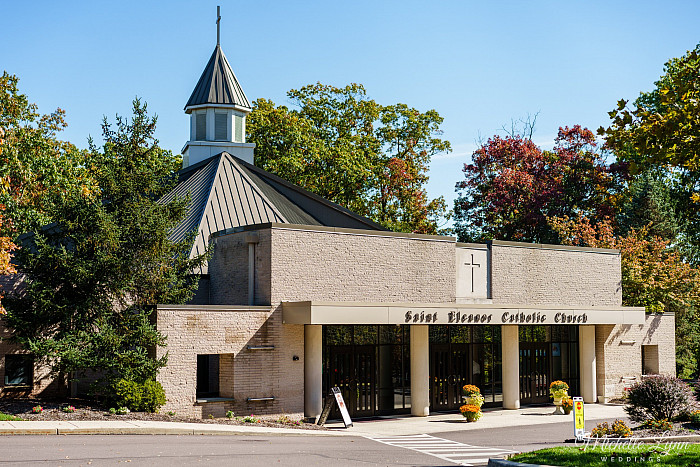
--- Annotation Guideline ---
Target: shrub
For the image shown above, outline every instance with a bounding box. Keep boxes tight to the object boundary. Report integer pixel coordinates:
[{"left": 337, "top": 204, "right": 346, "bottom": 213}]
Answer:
[
  {"left": 690, "top": 410, "right": 700, "bottom": 425},
  {"left": 62, "top": 405, "right": 76, "bottom": 413},
  {"left": 642, "top": 419, "right": 674, "bottom": 432},
  {"left": 611, "top": 419, "right": 632, "bottom": 437},
  {"left": 140, "top": 380, "right": 166, "bottom": 413},
  {"left": 590, "top": 420, "right": 631, "bottom": 438},
  {"left": 112, "top": 379, "right": 166, "bottom": 413},
  {"left": 226, "top": 410, "right": 234, "bottom": 419},
  {"left": 31, "top": 405, "right": 43, "bottom": 414},
  {"left": 624, "top": 375, "right": 693, "bottom": 422}
]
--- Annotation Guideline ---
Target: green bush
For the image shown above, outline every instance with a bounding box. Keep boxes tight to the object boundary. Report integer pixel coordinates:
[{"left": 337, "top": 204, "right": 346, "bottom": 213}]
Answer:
[
  {"left": 641, "top": 419, "right": 674, "bottom": 431},
  {"left": 690, "top": 410, "right": 700, "bottom": 425},
  {"left": 624, "top": 375, "right": 693, "bottom": 422},
  {"left": 140, "top": 380, "right": 166, "bottom": 413},
  {"left": 112, "top": 379, "right": 166, "bottom": 413},
  {"left": 590, "top": 420, "right": 631, "bottom": 438}
]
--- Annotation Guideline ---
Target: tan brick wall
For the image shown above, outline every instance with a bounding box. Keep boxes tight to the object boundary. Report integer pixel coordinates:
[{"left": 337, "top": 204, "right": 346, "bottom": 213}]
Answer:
[
  {"left": 0, "top": 320, "right": 67, "bottom": 399},
  {"left": 156, "top": 305, "right": 304, "bottom": 418},
  {"left": 208, "top": 230, "right": 271, "bottom": 306},
  {"left": 596, "top": 313, "right": 675, "bottom": 400},
  {"left": 268, "top": 227, "right": 456, "bottom": 304},
  {"left": 192, "top": 226, "right": 456, "bottom": 418},
  {"left": 490, "top": 243, "right": 622, "bottom": 306}
]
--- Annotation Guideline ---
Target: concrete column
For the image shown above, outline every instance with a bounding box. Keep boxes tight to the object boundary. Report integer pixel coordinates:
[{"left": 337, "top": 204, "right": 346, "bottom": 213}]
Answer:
[
  {"left": 304, "top": 325, "right": 323, "bottom": 420},
  {"left": 501, "top": 325, "right": 520, "bottom": 409},
  {"left": 579, "top": 325, "right": 597, "bottom": 403},
  {"left": 410, "top": 325, "right": 430, "bottom": 416}
]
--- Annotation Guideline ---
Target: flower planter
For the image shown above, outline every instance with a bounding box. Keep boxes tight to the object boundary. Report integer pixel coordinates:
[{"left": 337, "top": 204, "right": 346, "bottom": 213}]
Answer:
[{"left": 464, "top": 411, "right": 481, "bottom": 422}]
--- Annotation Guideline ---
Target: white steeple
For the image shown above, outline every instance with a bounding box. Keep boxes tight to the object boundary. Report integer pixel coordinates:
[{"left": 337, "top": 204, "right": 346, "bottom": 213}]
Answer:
[{"left": 182, "top": 6, "right": 255, "bottom": 168}]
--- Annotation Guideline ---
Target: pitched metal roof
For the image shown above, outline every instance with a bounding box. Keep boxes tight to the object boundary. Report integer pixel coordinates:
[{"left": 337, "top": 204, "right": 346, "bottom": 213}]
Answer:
[
  {"left": 163, "top": 152, "right": 386, "bottom": 272},
  {"left": 185, "top": 46, "right": 251, "bottom": 110}
]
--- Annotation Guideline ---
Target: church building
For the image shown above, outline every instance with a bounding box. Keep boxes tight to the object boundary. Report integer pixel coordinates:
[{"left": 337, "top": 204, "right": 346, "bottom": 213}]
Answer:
[{"left": 0, "top": 13, "right": 676, "bottom": 422}]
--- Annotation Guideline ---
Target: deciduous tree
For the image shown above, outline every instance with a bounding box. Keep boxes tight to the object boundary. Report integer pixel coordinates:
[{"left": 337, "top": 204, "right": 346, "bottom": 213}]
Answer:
[
  {"left": 247, "top": 83, "right": 451, "bottom": 234},
  {"left": 550, "top": 215, "right": 700, "bottom": 377},
  {"left": 0, "top": 72, "right": 95, "bottom": 313},
  {"left": 600, "top": 44, "right": 700, "bottom": 261},
  {"left": 454, "top": 126, "right": 626, "bottom": 243}
]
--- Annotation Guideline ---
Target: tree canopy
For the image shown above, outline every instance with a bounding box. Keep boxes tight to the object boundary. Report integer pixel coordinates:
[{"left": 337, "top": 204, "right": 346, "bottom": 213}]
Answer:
[
  {"left": 4, "top": 99, "right": 207, "bottom": 390},
  {"left": 454, "top": 126, "right": 627, "bottom": 243},
  {"left": 247, "top": 83, "right": 451, "bottom": 234},
  {"left": 0, "top": 72, "right": 95, "bottom": 313},
  {"left": 600, "top": 43, "right": 700, "bottom": 261}
]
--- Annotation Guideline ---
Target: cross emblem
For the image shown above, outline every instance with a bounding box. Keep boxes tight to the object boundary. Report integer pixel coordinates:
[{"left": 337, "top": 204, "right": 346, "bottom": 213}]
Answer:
[{"left": 464, "top": 254, "right": 481, "bottom": 293}]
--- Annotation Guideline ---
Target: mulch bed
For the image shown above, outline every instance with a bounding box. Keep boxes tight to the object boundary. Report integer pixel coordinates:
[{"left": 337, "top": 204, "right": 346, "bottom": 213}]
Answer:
[{"left": 0, "top": 399, "right": 327, "bottom": 430}]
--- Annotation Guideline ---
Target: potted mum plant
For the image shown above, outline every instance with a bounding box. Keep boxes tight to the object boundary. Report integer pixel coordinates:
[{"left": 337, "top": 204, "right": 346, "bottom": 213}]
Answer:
[
  {"left": 562, "top": 396, "right": 573, "bottom": 415},
  {"left": 549, "top": 380, "right": 569, "bottom": 415},
  {"left": 462, "top": 385, "right": 484, "bottom": 409},
  {"left": 459, "top": 404, "right": 482, "bottom": 422}
]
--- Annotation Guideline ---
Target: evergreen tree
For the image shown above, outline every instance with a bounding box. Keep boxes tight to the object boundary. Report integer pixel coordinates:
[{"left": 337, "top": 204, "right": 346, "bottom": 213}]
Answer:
[{"left": 5, "top": 99, "right": 207, "bottom": 392}]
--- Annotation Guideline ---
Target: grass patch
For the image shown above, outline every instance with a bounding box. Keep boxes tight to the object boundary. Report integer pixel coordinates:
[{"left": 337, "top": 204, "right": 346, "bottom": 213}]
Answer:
[
  {"left": 510, "top": 443, "right": 700, "bottom": 466},
  {"left": 0, "top": 412, "right": 23, "bottom": 421}
]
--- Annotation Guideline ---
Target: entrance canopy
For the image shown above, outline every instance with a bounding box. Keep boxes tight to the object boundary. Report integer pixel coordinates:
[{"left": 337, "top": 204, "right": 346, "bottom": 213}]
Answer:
[{"left": 282, "top": 301, "right": 645, "bottom": 326}]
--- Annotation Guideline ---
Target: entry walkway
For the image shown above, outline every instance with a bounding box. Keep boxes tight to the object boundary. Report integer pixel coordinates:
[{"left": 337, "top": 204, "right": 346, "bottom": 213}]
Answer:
[{"left": 325, "top": 403, "right": 628, "bottom": 437}]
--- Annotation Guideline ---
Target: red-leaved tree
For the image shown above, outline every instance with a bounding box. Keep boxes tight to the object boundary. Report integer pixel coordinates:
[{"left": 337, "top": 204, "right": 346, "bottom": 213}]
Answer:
[{"left": 454, "top": 125, "right": 628, "bottom": 243}]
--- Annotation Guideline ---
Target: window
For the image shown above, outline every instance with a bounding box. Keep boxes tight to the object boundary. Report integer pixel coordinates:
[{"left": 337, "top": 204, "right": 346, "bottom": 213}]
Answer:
[
  {"left": 642, "top": 345, "right": 659, "bottom": 375},
  {"left": 214, "top": 112, "right": 228, "bottom": 140},
  {"left": 234, "top": 115, "right": 244, "bottom": 142},
  {"left": 195, "top": 111, "right": 207, "bottom": 141},
  {"left": 4, "top": 355, "right": 33, "bottom": 386},
  {"left": 196, "top": 354, "right": 220, "bottom": 398}
]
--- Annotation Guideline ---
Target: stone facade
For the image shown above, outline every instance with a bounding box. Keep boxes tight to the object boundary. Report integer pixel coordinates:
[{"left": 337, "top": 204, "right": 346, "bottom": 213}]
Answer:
[
  {"left": 596, "top": 313, "right": 676, "bottom": 400},
  {"left": 155, "top": 305, "right": 292, "bottom": 418},
  {"left": 490, "top": 241, "right": 622, "bottom": 306},
  {"left": 160, "top": 225, "right": 456, "bottom": 416}
]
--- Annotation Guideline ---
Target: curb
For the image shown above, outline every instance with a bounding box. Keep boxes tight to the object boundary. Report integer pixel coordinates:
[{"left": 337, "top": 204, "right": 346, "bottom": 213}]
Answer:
[{"left": 0, "top": 425, "right": 350, "bottom": 437}]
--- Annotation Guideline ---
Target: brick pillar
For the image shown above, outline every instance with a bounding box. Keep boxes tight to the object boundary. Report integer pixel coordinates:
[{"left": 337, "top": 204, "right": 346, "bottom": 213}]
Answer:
[
  {"left": 304, "top": 325, "right": 323, "bottom": 420},
  {"left": 579, "top": 325, "right": 597, "bottom": 403},
  {"left": 410, "top": 325, "right": 430, "bottom": 416},
  {"left": 502, "top": 325, "right": 520, "bottom": 409}
]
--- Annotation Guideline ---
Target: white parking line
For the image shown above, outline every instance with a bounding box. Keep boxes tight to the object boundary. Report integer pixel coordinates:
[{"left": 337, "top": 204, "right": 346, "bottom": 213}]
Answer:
[{"left": 366, "top": 433, "right": 516, "bottom": 466}]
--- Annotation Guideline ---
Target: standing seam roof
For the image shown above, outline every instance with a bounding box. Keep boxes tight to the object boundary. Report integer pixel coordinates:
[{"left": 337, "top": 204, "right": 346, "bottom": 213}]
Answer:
[{"left": 185, "top": 46, "right": 251, "bottom": 110}]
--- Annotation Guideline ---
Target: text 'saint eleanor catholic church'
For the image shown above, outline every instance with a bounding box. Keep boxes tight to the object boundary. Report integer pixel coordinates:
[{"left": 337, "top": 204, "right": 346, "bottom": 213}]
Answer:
[{"left": 0, "top": 12, "right": 676, "bottom": 421}]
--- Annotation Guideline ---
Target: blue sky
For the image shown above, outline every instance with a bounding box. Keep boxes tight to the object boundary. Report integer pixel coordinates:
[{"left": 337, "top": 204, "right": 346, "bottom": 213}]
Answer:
[{"left": 2, "top": 1, "right": 698, "bottom": 217}]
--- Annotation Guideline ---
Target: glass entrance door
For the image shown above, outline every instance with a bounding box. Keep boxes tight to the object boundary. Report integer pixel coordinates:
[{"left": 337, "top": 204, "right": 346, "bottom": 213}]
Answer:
[
  {"left": 519, "top": 342, "right": 550, "bottom": 404},
  {"left": 326, "top": 345, "right": 376, "bottom": 418},
  {"left": 430, "top": 344, "right": 470, "bottom": 411}
]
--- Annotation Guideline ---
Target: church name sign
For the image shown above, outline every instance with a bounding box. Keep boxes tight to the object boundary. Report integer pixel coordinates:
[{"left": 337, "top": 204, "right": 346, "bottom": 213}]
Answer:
[
  {"left": 281, "top": 301, "right": 645, "bottom": 325},
  {"left": 404, "top": 310, "right": 589, "bottom": 325}
]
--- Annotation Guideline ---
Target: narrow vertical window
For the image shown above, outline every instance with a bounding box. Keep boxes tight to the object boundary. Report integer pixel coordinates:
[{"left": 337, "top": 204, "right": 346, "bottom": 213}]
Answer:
[
  {"left": 234, "top": 115, "right": 243, "bottom": 142},
  {"left": 215, "top": 112, "right": 227, "bottom": 141},
  {"left": 195, "top": 111, "right": 207, "bottom": 141}
]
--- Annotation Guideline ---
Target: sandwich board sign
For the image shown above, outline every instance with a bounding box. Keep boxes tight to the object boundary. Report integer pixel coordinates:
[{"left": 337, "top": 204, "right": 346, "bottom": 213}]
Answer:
[
  {"left": 573, "top": 397, "right": 585, "bottom": 440},
  {"left": 316, "top": 386, "right": 353, "bottom": 428}
]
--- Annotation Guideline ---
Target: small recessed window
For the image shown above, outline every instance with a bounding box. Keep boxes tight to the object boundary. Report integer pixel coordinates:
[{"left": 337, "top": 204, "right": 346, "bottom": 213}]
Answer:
[
  {"left": 4, "top": 355, "right": 33, "bottom": 386},
  {"left": 195, "top": 111, "right": 207, "bottom": 141},
  {"left": 215, "top": 112, "right": 228, "bottom": 141},
  {"left": 196, "top": 354, "right": 220, "bottom": 398}
]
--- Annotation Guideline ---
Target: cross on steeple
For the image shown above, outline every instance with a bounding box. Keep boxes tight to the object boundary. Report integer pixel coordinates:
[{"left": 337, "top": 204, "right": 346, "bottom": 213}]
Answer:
[
  {"left": 464, "top": 254, "right": 481, "bottom": 293},
  {"left": 216, "top": 6, "right": 221, "bottom": 46}
]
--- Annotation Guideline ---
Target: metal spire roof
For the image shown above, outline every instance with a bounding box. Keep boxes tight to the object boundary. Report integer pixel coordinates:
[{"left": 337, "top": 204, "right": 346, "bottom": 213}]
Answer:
[{"left": 184, "top": 45, "right": 251, "bottom": 111}]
